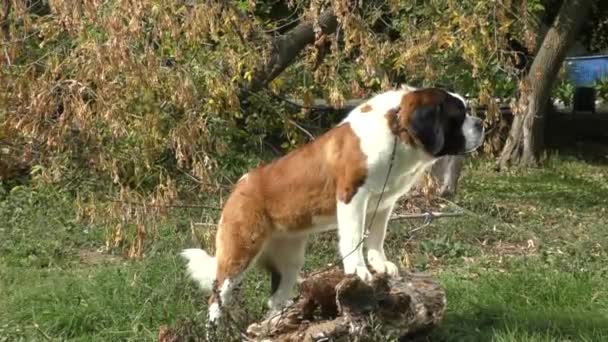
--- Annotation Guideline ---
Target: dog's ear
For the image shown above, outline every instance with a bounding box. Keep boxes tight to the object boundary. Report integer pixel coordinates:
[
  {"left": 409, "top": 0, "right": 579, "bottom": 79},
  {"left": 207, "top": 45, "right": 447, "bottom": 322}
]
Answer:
[{"left": 408, "top": 103, "right": 445, "bottom": 156}]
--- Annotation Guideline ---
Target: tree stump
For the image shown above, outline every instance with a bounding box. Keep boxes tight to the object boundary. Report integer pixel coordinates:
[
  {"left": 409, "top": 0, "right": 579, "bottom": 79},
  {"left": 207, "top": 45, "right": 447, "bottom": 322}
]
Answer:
[{"left": 246, "top": 267, "right": 446, "bottom": 342}]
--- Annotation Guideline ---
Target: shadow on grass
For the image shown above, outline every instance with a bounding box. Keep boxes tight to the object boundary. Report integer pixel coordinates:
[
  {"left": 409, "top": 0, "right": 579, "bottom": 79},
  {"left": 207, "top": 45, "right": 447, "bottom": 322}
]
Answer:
[
  {"left": 424, "top": 305, "right": 608, "bottom": 342},
  {"left": 516, "top": 172, "right": 607, "bottom": 209},
  {"left": 546, "top": 137, "right": 608, "bottom": 167},
  {"left": 464, "top": 162, "right": 607, "bottom": 211}
]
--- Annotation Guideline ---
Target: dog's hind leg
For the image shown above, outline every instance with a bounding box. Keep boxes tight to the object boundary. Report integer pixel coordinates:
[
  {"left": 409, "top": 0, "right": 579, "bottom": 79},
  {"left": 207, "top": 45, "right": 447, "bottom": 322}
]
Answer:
[
  {"left": 208, "top": 219, "right": 270, "bottom": 324},
  {"left": 263, "top": 236, "right": 307, "bottom": 315}
]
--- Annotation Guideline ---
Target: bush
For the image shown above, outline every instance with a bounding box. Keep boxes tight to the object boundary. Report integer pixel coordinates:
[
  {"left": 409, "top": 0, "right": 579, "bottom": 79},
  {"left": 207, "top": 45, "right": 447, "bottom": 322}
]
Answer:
[{"left": 0, "top": 0, "right": 531, "bottom": 256}]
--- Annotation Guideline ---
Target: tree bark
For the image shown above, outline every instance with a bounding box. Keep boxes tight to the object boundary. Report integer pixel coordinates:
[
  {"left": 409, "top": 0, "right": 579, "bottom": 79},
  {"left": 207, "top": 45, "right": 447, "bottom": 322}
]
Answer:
[
  {"left": 245, "top": 267, "right": 446, "bottom": 341},
  {"left": 498, "top": 0, "right": 595, "bottom": 169},
  {"left": 430, "top": 155, "right": 464, "bottom": 198},
  {"left": 239, "top": 10, "right": 338, "bottom": 103}
]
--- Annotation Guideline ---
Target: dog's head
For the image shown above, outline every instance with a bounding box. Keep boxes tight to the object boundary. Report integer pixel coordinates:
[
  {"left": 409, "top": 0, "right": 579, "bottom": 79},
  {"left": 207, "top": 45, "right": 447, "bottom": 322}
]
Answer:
[{"left": 393, "top": 88, "right": 484, "bottom": 157}]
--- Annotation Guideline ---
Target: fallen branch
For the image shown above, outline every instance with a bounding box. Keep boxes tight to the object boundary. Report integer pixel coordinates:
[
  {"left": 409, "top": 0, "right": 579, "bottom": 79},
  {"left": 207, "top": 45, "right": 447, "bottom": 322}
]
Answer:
[
  {"left": 109, "top": 200, "right": 222, "bottom": 211},
  {"left": 390, "top": 211, "right": 464, "bottom": 221},
  {"left": 266, "top": 91, "right": 365, "bottom": 115}
]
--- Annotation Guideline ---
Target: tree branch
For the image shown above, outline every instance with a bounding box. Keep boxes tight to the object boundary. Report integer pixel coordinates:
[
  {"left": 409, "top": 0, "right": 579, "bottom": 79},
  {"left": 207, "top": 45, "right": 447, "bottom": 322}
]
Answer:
[
  {"left": 390, "top": 211, "right": 464, "bottom": 221},
  {"left": 240, "top": 10, "right": 338, "bottom": 103},
  {"left": 267, "top": 91, "right": 365, "bottom": 114}
]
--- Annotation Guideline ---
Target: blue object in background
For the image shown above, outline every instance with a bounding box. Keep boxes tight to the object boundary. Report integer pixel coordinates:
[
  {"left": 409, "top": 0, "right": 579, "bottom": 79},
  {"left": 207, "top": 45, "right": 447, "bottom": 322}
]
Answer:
[{"left": 565, "top": 55, "right": 608, "bottom": 87}]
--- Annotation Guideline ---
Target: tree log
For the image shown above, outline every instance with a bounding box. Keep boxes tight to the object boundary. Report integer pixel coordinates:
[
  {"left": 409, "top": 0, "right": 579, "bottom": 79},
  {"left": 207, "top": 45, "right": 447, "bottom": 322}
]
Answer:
[{"left": 246, "top": 267, "right": 446, "bottom": 342}]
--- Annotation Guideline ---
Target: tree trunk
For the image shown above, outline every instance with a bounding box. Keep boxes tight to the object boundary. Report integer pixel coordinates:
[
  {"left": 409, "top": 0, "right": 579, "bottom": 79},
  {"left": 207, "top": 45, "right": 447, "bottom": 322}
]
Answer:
[
  {"left": 498, "top": 0, "right": 595, "bottom": 169},
  {"left": 430, "top": 155, "right": 464, "bottom": 198}
]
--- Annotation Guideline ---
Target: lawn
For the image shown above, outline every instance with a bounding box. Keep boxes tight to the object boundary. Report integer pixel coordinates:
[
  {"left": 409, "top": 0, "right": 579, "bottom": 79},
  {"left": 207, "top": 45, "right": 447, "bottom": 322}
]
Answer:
[{"left": 1, "top": 155, "right": 607, "bottom": 341}]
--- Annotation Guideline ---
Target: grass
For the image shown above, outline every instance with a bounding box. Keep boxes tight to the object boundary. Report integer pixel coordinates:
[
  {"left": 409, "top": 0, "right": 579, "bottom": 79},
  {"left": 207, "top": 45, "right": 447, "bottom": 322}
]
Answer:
[{"left": 1, "top": 154, "right": 608, "bottom": 341}]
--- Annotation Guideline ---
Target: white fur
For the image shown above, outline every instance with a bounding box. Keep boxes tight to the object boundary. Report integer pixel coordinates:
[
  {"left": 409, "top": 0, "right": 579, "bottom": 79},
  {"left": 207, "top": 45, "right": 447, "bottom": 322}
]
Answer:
[
  {"left": 365, "top": 203, "right": 399, "bottom": 277},
  {"left": 337, "top": 187, "right": 372, "bottom": 281},
  {"left": 208, "top": 303, "right": 221, "bottom": 323},
  {"left": 180, "top": 248, "right": 217, "bottom": 293},
  {"left": 207, "top": 278, "right": 235, "bottom": 323},
  {"left": 447, "top": 90, "right": 468, "bottom": 107},
  {"left": 263, "top": 236, "right": 307, "bottom": 313},
  {"left": 336, "top": 86, "right": 437, "bottom": 277}
]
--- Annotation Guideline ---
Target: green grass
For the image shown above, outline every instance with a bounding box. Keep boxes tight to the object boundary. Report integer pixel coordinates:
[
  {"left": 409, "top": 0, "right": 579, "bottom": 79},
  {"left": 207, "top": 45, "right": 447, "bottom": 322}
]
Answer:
[{"left": 1, "top": 155, "right": 608, "bottom": 341}]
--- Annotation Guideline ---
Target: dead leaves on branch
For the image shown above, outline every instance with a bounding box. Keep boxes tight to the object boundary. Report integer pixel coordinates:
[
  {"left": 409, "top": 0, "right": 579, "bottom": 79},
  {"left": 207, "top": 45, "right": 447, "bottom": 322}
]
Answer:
[{"left": 2, "top": 0, "right": 530, "bottom": 258}]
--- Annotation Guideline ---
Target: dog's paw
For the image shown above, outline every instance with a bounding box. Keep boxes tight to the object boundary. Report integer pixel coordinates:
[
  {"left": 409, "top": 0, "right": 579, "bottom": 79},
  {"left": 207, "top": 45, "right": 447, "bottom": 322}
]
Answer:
[
  {"left": 347, "top": 265, "right": 373, "bottom": 282},
  {"left": 208, "top": 302, "right": 222, "bottom": 323},
  {"left": 382, "top": 261, "right": 400, "bottom": 277},
  {"left": 369, "top": 259, "right": 400, "bottom": 277}
]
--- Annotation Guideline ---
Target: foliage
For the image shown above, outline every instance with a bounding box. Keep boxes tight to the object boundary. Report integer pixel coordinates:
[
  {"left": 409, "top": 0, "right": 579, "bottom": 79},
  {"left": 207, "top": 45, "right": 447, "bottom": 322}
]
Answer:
[
  {"left": 595, "top": 77, "right": 608, "bottom": 103},
  {"left": 589, "top": 15, "right": 608, "bottom": 53},
  {"left": 552, "top": 74, "right": 608, "bottom": 109},
  {"left": 1, "top": 1, "right": 271, "bottom": 254},
  {"left": 553, "top": 77, "right": 575, "bottom": 107},
  {"left": 581, "top": 1, "right": 608, "bottom": 53},
  {"left": 0, "top": 0, "right": 570, "bottom": 254},
  {"left": 1, "top": 2, "right": 607, "bottom": 338}
]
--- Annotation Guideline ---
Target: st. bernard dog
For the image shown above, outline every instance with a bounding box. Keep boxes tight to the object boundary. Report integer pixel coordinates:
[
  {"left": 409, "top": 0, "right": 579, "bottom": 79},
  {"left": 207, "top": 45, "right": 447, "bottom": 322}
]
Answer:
[{"left": 181, "top": 86, "right": 484, "bottom": 324}]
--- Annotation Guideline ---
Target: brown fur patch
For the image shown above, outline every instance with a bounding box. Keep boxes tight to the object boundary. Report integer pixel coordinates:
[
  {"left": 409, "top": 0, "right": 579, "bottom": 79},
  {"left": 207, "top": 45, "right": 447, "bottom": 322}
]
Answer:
[
  {"left": 386, "top": 89, "right": 447, "bottom": 146},
  {"left": 257, "top": 122, "right": 367, "bottom": 229},
  {"left": 360, "top": 104, "right": 372, "bottom": 113},
  {"left": 212, "top": 123, "right": 368, "bottom": 288}
]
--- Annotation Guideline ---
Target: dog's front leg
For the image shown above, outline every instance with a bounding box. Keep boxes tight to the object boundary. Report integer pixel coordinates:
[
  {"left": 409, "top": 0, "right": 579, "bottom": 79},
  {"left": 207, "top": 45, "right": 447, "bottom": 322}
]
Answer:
[
  {"left": 337, "top": 187, "right": 372, "bottom": 282},
  {"left": 365, "top": 203, "right": 399, "bottom": 277}
]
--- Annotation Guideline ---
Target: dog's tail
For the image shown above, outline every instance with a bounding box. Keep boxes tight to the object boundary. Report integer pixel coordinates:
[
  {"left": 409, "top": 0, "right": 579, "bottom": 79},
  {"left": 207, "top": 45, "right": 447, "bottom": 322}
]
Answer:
[{"left": 180, "top": 248, "right": 217, "bottom": 293}]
